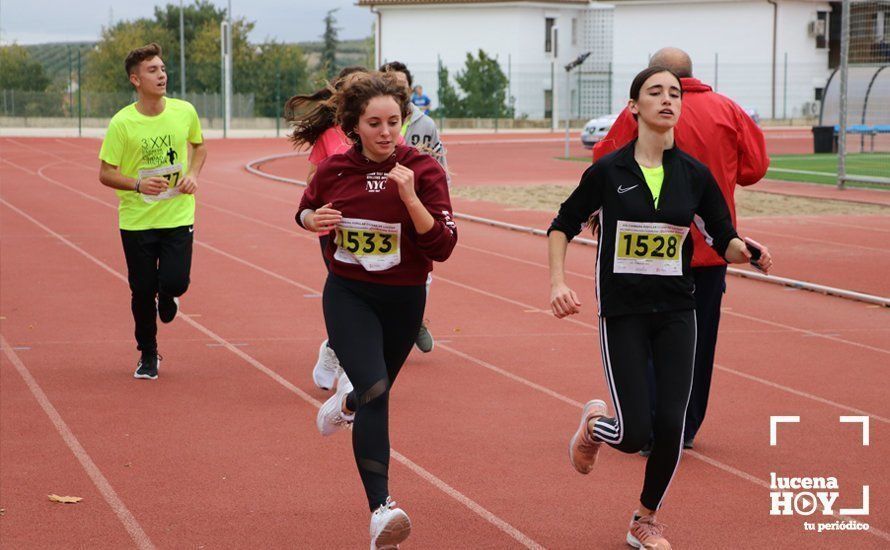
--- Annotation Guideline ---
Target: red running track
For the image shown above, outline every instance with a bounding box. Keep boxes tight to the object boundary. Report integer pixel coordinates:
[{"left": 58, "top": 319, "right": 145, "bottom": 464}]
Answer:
[{"left": 1, "top": 137, "right": 888, "bottom": 549}]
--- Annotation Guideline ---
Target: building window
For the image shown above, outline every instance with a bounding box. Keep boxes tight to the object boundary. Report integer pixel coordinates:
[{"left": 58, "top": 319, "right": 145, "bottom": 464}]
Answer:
[
  {"left": 876, "top": 11, "right": 889, "bottom": 43},
  {"left": 815, "top": 87, "right": 823, "bottom": 102},
  {"left": 816, "top": 11, "right": 828, "bottom": 49},
  {"left": 572, "top": 18, "right": 578, "bottom": 45},
  {"left": 545, "top": 17, "right": 556, "bottom": 54}
]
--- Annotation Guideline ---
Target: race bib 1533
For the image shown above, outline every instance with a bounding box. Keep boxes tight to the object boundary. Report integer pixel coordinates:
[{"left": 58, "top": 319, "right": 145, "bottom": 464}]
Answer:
[{"left": 334, "top": 217, "right": 401, "bottom": 272}]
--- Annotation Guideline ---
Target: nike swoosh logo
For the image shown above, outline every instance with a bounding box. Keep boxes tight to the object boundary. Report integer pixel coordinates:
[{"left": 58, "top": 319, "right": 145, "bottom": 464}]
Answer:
[
  {"left": 189, "top": 227, "right": 194, "bottom": 233},
  {"left": 617, "top": 185, "right": 638, "bottom": 194}
]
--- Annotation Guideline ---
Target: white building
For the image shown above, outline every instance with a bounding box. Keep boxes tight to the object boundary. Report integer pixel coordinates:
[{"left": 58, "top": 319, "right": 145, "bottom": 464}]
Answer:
[
  {"left": 605, "top": 0, "right": 833, "bottom": 119},
  {"left": 359, "top": 0, "right": 834, "bottom": 120},
  {"left": 360, "top": 0, "right": 613, "bottom": 120}
]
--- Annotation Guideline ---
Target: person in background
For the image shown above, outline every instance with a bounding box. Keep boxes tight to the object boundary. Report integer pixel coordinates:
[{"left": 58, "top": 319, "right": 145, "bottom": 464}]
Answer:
[
  {"left": 411, "top": 84, "right": 431, "bottom": 115},
  {"left": 285, "top": 65, "right": 367, "bottom": 392},
  {"left": 98, "top": 42, "right": 206, "bottom": 380},
  {"left": 382, "top": 62, "right": 451, "bottom": 354}
]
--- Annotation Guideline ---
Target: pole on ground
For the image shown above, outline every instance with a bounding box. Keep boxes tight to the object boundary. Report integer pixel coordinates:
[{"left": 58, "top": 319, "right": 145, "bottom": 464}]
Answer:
[
  {"left": 275, "top": 57, "right": 281, "bottom": 138},
  {"left": 837, "top": 0, "right": 850, "bottom": 189},
  {"left": 180, "top": 0, "right": 186, "bottom": 97},
  {"left": 77, "top": 49, "right": 82, "bottom": 138}
]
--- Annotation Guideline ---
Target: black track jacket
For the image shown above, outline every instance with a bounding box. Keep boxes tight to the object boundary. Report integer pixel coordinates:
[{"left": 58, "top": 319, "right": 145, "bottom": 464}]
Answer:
[{"left": 549, "top": 140, "right": 738, "bottom": 318}]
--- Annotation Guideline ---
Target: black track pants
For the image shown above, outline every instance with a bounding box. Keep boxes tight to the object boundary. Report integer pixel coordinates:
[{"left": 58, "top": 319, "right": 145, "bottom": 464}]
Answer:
[
  {"left": 120, "top": 225, "right": 193, "bottom": 354},
  {"left": 322, "top": 274, "right": 426, "bottom": 510},
  {"left": 685, "top": 265, "right": 726, "bottom": 441},
  {"left": 591, "top": 310, "right": 696, "bottom": 511}
]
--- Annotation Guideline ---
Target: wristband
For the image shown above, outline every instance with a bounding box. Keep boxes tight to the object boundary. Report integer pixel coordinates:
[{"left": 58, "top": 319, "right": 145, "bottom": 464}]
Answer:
[
  {"left": 299, "top": 209, "right": 313, "bottom": 228},
  {"left": 134, "top": 179, "right": 141, "bottom": 193}
]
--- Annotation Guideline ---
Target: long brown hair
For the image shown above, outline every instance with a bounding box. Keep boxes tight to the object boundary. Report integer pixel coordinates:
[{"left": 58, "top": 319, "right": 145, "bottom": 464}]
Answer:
[
  {"left": 333, "top": 71, "right": 411, "bottom": 146},
  {"left": 285, "top": 66, "right": 367, "bottom": 149}
]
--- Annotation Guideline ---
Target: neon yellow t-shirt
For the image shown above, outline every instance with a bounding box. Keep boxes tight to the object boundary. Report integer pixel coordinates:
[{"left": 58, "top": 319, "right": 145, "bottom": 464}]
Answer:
[
  {"left": 639, "top": 164, "right": 664, "bottom": 208},
  {"left": 99, "top": 98, "right": 203, "bottom": 230}
]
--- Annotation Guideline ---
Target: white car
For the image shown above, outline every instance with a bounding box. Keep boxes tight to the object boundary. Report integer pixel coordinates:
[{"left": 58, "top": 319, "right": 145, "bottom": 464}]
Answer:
[{"left": 581, "top": 114, "right": 620, "bottom": 149}]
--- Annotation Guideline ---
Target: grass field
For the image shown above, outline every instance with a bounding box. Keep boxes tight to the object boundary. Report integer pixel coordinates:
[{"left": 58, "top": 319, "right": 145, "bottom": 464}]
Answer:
[
  {"left": 765, "top": 153, "right": 889, "bottom": 186},
  {"left": 560, "top": 152, "right": 889, "bottom": 188}
]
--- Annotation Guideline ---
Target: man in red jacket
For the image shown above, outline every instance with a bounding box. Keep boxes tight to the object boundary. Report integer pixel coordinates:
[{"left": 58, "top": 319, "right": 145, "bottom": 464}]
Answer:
[{"left": 594, "top": 47, "right": 769, "bottom": 449}]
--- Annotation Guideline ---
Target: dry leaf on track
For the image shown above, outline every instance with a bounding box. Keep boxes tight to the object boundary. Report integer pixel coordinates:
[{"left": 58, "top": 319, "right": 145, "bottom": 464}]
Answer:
[{"left": 48, "top": 494, "right": 82, "bottom": 504}]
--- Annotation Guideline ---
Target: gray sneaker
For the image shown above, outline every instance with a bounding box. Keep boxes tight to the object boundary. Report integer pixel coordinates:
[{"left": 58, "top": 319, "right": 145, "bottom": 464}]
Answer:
[{"left": 415, "top": 322, "right": 434, "bottom": 353}]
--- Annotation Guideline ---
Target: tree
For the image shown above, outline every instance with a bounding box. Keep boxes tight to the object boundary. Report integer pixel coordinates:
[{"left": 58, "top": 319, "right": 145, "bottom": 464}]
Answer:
[
  {"left": 454, "top": 50, "right": 510, "bottom": 118},
  {"left": 0, "top": 45, "right": 51, "bottom": 91},
  {"left": 252, "top": 42, "right": 310, "bottom": 117},
  {"left": 187, "top": 17, "right": 254, "bottom": 94},
  {"left": 152, "top": 0, "right": 228, "bottom": 93},
  {"left": 434, "top": 57, "right": 462, "bottom": 117},
  {"left": 321, "top": 9, "right": 340, "bottom": 79},
  {"left": 83, "top": 19, "right": 175, "bottom": 93}
]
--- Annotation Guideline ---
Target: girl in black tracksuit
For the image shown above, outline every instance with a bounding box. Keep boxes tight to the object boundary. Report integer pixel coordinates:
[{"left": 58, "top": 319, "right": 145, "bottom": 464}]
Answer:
[{"left": 549, "top": 67, "right": 771, "bottom": 549}]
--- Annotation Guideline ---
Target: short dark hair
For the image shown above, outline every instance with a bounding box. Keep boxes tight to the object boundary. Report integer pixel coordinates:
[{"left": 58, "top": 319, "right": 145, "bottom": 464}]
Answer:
[
  {"left": 125, "top": 43, "right": 162, "bottom": 77},
  {"left": 379, "top": 61, "right": 413, "bottom": 87},
  {"left": 629, "top": 66, "right": 683, "bottom": 120}
]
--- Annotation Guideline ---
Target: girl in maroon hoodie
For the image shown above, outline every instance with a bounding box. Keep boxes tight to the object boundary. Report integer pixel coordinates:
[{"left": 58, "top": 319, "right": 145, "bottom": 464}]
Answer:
[{"left": 296, "top": 71, "right": 456, "bottom": 549}]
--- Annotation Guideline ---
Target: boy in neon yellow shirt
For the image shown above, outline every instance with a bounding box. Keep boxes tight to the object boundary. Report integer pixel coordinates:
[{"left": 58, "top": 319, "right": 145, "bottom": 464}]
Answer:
[{"left": 99, "top": 43, "right": 207, "bottom": 380}]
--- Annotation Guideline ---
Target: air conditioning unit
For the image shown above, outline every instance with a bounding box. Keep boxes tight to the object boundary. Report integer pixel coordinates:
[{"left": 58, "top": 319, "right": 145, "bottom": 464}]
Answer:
[{"left": 808, "top": 19, "right": 826, "bottom": 38}]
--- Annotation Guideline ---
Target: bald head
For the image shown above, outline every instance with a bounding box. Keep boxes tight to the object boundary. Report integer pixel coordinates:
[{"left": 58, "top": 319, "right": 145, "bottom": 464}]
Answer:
[{"left": 649, "top": 47, "right": 693, "bottom": 78}]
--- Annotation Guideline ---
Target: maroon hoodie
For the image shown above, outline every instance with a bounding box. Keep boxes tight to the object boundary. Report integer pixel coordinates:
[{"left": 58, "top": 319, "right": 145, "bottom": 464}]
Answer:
[{"left": 297, "top": 144, "right": 457, "bottom": 286}]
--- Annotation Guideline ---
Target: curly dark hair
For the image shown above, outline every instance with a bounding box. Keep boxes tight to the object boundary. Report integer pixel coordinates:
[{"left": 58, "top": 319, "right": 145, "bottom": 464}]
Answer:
[
  {"left": 125, "top": 43, "right": 162, "bottom": 77},
  {"left": 285, "top": 66, "right": 368, "bottom": 149},
  {"left": 334, "top": 71, "right": 411, "bottom": 146}
]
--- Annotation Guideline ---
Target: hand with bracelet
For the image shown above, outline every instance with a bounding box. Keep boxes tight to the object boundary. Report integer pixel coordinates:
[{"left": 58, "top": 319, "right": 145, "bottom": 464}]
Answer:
[{"left": 135, "top": 176, "right": 169, "bottom": 196}]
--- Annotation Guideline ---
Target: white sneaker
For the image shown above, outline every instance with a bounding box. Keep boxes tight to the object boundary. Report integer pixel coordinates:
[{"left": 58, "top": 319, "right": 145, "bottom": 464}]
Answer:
[
  {"left": 316, "top": 373, "right": 354, "bottom": 436},
  {"left": 312, "top": 339, "right": 342, "bottom": 390},
  {"left": 369, "top": 497, "right": 411, "bottom": 550}
]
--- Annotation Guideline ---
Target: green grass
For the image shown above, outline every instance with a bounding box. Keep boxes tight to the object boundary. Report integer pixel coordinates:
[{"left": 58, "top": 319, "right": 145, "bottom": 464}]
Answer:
[
  {"left": 558, "top": 152, "right": 890, "bottom": 188},
  {"left": 766, "top": 153, "right": 889, "bottom": 186}
]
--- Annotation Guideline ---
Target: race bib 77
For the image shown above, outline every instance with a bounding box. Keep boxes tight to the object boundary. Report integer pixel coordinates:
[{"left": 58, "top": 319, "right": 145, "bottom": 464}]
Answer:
[{"left": 138, "top": 163, "right": 183, "bottom": 203}]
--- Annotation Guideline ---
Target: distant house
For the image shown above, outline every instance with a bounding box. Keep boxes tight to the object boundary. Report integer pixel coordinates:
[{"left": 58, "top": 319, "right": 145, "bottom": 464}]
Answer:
[
  {"left": 358, "top": 0, "right": 613, "bottom": 120},
  {"left": 360, "top": 0, "right": 846, "bottom": 120}
]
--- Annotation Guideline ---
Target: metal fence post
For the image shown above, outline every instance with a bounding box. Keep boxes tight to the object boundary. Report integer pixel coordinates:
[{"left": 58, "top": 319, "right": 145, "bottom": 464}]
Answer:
[
  {"left": 837, "top": 0, "right": 850, "bottom": 189},
  {"left": 77, "top": 49, "right": 82, "bottom": 138}
]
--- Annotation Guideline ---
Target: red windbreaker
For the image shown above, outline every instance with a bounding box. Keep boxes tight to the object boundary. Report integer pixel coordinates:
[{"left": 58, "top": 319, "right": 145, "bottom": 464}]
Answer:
[
  {"left": 592, "top": 78, "right": 769, "bottom": 267},
  {"left": 297, "top": 144, "right": 457, "bottom": 286}
]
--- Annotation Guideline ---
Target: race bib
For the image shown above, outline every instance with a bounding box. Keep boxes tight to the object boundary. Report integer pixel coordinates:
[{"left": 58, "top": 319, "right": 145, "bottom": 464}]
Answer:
[
  {"left": 613, "top": 220, "right": 688, "bottom": 276},
  {"left": 138, "top": 163, "right": 183, "bottom": 203},
  {"left": 334, "top": 217, "right": 401, "bottom": 272}
]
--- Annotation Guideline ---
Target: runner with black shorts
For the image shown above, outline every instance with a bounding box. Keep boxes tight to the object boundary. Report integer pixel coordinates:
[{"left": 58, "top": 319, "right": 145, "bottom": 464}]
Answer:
[
  {"left": 99, "top": 43, "right": 206, "bottom": 380},
  {"left": 548, "top": 67, "right": 772, "bottom": 549},
  {"left": 296, "top": 71, "right": 456, "bottom": 549}
]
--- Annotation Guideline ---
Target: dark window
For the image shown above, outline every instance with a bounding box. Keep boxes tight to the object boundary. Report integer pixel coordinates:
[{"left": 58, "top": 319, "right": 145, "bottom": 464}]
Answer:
[
  {"left": 815, "top": 87, "right": 823, "bottom": 101},
  {"left": 816, "top": 11, "right": 828, "bottom": 49},
  {"left": 545, "top": 17, "right": 556, "bottom": 54}
]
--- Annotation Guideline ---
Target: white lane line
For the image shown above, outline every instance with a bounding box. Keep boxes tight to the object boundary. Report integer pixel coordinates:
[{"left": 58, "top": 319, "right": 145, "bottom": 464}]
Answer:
[
  {"left": 1, "top": 336, "right": 155, "bottom": 550},
  {"left": 0, "top": 196, "right": 543, "bottom": 550},
  {"left": 10, "top": 147, "right": 890, "bottom": 535}
]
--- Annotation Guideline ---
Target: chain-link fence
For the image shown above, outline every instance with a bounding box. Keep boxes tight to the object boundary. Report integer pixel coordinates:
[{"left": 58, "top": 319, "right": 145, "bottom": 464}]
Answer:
[{"left": 835, "top": 0, "right": 890, "bottom": 187}]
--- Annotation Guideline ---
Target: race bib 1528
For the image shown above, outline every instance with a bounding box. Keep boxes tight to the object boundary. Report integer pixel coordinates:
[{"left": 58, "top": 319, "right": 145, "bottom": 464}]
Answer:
[{"left": 613, "top": 220, "right": 688, "bottom": 276}]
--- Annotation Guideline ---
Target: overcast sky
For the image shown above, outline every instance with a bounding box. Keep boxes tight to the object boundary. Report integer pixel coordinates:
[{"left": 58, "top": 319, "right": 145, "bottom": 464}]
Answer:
[{"left": 0, "top": 0, "right": 374, "bottom": 45}]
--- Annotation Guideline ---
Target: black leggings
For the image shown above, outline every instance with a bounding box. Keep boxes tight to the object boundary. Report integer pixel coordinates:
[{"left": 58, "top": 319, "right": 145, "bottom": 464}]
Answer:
[
  {"left": 591, "top": 310, "right": 695, "bottom": 511},
  {"left": 120, "top": 225, "right": 193, "bottom": 354},
  {"left": 322, "top": 274, "right": 426, "bottom": 510}
]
